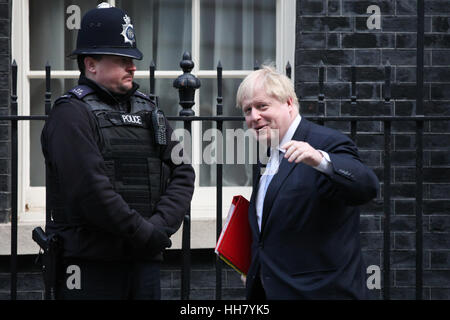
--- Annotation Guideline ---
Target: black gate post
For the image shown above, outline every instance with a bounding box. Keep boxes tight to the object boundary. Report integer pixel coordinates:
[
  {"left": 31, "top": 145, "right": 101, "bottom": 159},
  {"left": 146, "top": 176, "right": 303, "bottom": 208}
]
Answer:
[
  {"left": 317, "top": 61, "right": 325, "bottom": 125},
  {"left": 215, "top": 61, "right": 223, "bottom": 300},
  {"left": 383, "top": 61, "right": 392, "bottom": 300},
  {"left": 173, "top": 51, "right": 200, "bottom": 300},
  {"left": 10, "top": 60, "right": 18, "bottom": 301},
  {"left": 350, "top": 65, "right": 357, "bottom": 141},
  {"left": 149, "top": 60, "right": 156, "bottom": 103},
  {"left": 44, "top": 62, "right": 51, "bottom": 228},
  {"left": 415, "top": 0, "right": 425, "bottom": 300},
  {"left": 43, "top": 62, "right": 52, "bottom": 300}
]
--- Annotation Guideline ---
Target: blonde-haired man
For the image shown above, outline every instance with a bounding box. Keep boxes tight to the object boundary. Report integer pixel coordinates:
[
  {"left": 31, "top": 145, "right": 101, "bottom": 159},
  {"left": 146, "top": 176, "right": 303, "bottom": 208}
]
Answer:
[{"left": 237, "top": 66, "right": 379, "bottom": 299}]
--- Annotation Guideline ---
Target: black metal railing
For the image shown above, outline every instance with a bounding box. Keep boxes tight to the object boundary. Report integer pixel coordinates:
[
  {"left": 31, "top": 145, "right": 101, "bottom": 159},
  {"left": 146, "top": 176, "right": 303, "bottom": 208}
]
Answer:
[{"left": 4, "top": 54, "right": 450, "bottom": 300}]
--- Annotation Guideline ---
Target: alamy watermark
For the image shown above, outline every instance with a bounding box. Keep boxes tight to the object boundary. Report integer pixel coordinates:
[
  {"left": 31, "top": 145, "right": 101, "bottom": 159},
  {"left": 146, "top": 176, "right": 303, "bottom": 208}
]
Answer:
[
  {"left": 367, "top": 5, "right": 381, "bottom": 30},
  {"left": 367, "top": 265, "right": 381, "bottom": 290},
  {"left": 66, "top": 5, "right": 81, "bottom": 30},
  {"left": 170, "top": 127, "right": 280, "bottom": 174},
  {"left": 65, "top": 4, "right": 382, "bottom": 31},
  {"left": 66, "top": 264, "right": 81, "bottom": 290}
]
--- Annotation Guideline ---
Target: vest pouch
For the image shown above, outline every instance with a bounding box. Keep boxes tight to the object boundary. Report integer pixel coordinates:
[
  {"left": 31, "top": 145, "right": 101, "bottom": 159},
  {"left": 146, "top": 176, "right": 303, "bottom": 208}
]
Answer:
[
  {"left": 115, "top": 186, "right": 152, "bottom": 218},
  {"left": 103, "top": 160, "right": 116, "bottom": 187},
  {"left": 104, "top": 158, "right": 152, "bottom": 218},
  {"left": 112, "top": 157, "right": 153, "bottom": 218},
  {"left": 113, "top": 157, "right": 162, "bottom": 217},
  {"left": 161, "top": 162, "right": 171, "bottom": 195},
  {"left": 147, "top": 157, "right": 162, "bottom": 214}
]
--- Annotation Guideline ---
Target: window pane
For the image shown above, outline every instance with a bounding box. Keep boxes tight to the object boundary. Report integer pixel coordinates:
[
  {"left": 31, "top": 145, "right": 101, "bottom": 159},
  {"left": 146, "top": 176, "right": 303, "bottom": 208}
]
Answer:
[
  {"left": 199, "top": 0, "right": 276, "bottom": 187},
  {"left": 30, "top": 0, "right": 192, "bottom": 71},
  {"left": 200, "top": 0, "right": 276, "bottom": 70},
  {"left": 29, "top": 0, "right": 95, "bottom": 70},
  {"left": 117, "top": 0, "right": 192, "bottom": 71},
  {"left": 199, "top": 78, "right": 252, "bottom": 187},
  {"left": 30, "top": 79, "right": 77, "bottom": 186},
  {"left": 28, "top": 0, "right": 273, "bottom": 189}
]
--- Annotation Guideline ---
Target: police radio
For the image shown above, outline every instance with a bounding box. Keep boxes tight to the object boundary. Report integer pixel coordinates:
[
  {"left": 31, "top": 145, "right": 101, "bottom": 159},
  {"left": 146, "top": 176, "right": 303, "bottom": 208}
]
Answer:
[{"left": 152, "top": 96, "right": 167, "bottom": 146}]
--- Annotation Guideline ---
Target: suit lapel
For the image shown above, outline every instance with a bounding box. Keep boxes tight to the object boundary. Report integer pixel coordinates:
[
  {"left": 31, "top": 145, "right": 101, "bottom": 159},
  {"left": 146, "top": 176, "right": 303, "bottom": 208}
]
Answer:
[
  {"left": 248, "top": 182, "right": 260, "bottom": 237},
  {"left": 259, "top": 119, "right": 311, "bottom": 235}
]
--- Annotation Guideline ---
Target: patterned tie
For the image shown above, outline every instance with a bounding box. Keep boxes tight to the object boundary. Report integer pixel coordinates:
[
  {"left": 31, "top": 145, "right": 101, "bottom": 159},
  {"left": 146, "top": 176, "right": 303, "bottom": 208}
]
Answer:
[{"left": 256, "top": 150, "right": 282, "bottom": 230}]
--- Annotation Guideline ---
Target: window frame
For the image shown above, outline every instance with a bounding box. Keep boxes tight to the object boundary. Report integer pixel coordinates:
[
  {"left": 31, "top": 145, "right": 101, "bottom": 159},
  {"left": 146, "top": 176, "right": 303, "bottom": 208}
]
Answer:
[{"left": 12, "top": 0, "right": 296, "bottom": 223}]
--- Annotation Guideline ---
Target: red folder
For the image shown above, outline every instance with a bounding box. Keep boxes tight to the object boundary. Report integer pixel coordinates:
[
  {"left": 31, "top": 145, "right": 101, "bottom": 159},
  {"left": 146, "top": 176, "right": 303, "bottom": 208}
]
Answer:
[{"left": 215, "top": 195, "right": 251, "bottom": 275}]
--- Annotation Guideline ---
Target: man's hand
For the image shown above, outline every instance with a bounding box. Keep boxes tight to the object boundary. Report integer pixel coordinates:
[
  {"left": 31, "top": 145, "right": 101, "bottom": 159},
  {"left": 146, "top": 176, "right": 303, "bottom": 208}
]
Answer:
[
  {"left": 241, "top": 274, "right": 247, "bottom": 286},
  {"left": 281, "top": 140, "right": 323, "bottom": 167}
]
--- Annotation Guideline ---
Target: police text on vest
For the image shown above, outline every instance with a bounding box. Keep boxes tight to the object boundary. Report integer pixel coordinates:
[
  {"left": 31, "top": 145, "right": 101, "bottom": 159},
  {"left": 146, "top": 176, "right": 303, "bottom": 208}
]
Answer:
[{"left": 121, "top": 114, "right": 142, "bottom": 125}]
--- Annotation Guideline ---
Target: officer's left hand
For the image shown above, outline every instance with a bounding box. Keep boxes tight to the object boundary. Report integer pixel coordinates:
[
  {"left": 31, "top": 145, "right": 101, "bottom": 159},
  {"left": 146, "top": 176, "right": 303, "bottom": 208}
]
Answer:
[
  {"left": 160, "top": 226, "right": 176, "bottom": 237},
  {"left": 146, "top": 224, "right": 172, "bottom": 255},
  {"left": 281, "top": 140, "right": 323, "bottom": 167}
]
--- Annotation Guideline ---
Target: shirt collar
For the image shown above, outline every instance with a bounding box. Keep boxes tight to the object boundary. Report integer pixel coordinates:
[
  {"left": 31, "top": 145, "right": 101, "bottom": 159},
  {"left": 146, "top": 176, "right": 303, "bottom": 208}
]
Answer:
[{"left": 274, "top": 114, "right": 301, "bottom": 154}]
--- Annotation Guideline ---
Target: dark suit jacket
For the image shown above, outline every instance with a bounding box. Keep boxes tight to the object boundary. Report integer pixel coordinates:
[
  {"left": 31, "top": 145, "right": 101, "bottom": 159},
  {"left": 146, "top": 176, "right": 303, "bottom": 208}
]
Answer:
[{"left": 246, "top": 119, "right": 379, "bottom": 300}]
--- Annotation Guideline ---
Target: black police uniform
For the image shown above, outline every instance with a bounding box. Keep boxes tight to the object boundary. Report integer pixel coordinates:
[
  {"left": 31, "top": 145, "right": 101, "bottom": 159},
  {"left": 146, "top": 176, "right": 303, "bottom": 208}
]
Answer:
[
  {"left": 41, "top": 74, "right": 195, "bottom": 299},
  {"left": 41, "top": 3, "right": 195, "bottom": 300}
]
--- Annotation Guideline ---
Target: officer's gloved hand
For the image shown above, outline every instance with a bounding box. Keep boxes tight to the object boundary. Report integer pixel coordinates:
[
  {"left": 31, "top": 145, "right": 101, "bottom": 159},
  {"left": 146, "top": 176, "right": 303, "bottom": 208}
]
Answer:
[
  {"left": 147, "top": 224, "right": 172, "bottom": 256},
  {"left": 159, "top": 226, "right": 176, "bottom": 237}
]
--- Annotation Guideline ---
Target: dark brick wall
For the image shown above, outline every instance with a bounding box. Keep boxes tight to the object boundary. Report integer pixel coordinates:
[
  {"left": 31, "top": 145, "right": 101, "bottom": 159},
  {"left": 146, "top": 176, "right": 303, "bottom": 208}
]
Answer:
[
  {"left": 161, "top": 250, "right": 246, "bottom": 300},
  {"left": 0, "top": 0, "right": 10, "bottom": 223},
  {"left": 0, "top": 250, "right": 246, "bottom": 300},
  {"left": 296, "top": 0, "right": 450, "bottom": 299}
]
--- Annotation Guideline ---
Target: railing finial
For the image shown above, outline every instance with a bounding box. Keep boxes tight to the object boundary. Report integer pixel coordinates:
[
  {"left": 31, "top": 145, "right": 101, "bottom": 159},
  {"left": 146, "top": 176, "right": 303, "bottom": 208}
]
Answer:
[{"left": 173, "top": 51, "right": 201, "bottom": 116}]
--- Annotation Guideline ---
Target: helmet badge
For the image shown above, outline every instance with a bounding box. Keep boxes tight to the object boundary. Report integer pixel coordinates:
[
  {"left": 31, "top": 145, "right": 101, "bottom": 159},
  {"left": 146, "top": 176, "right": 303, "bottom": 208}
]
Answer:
[{"left": 121, "top": 15, "right": 135, "bottom": 45}]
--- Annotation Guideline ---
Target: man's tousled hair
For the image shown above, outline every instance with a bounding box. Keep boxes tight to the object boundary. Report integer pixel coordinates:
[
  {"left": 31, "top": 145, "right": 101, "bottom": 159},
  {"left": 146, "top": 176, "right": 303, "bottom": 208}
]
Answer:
[{"left": 236, "top": 64, "right": 299, "bottom": 110}]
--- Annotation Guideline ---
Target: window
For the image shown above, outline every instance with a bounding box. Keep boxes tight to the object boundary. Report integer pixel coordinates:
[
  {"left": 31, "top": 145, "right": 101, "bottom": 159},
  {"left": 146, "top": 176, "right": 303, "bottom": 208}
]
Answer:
[{"left": 12, "top": 0, "right": 295, "bottom": 229}]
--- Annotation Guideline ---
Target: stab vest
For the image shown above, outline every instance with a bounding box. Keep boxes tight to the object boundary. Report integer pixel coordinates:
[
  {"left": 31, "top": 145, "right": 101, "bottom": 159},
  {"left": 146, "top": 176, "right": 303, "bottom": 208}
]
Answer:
[{"left": 68, "top": 85, "right": 165, "bottom": 218}]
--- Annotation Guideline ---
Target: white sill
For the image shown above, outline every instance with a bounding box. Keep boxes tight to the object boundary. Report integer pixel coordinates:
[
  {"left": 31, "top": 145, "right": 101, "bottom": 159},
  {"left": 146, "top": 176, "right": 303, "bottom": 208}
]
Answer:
[{"left": 5, "top": 187, "right": 252, "bottom": 255}]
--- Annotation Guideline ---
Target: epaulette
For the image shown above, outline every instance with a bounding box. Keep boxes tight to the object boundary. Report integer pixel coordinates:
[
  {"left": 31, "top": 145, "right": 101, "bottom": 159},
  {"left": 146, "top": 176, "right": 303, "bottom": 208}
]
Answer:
[
  {"left": 68, "top": 85, "right": 95, "bottom": 99},
  {"left": 134, "top": 90, "right": 153, "bottom": 102},
  {"left": 54, "top": 85, "right": 95, "bottom": 105},
  {"left": 54, "top": 94, "right": 72, "bottom": 105}
]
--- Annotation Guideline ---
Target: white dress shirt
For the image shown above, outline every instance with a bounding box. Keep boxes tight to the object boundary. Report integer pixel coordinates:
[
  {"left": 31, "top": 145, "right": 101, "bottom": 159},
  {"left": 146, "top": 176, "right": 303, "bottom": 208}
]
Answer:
[{"left": 255, "top": 114, "right": 333, "bottom": 231}]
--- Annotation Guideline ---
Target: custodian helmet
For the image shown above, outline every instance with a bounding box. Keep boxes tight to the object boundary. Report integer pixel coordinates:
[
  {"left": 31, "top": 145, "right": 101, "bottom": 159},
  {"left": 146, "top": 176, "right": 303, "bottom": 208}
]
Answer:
[{"left": 69, "top": 2, "right": 143, "bottom": 60}]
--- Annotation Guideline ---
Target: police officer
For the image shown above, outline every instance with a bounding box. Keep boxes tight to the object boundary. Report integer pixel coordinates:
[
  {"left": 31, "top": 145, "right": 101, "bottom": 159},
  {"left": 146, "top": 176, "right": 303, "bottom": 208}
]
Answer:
[{"left": 41, "top": 3, "right": 195, "bottom": 299}]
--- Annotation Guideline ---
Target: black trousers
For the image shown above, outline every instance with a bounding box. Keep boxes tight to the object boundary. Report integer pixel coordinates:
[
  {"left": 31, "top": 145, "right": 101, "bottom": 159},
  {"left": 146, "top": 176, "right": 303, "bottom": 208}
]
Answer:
[
  {"left": 248, "top": 275, "right": 267, "bottom": 300},
  {"left": 55, "top": 259, "right": 161, "bottom": 300}
]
